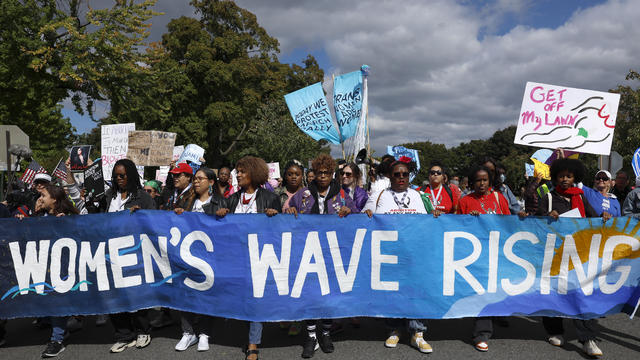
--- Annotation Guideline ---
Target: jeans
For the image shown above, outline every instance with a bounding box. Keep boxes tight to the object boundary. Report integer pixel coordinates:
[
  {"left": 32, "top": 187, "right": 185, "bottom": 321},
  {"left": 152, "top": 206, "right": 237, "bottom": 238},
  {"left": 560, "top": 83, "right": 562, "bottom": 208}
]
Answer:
[
  {"left": 50, "top": 317, "right": 67, "bottom": 342},
  {"left": 543, "top": 317, "right": 598, "bottom": 342},
  {"left": 249, "top": 322, "right": 262, "bottom": 345},
  {"left": 180, "top": 312, "right": 212, "bottom": 337},
  {"left": 110, "top": 310, "right": 150, "bottom": 342},
  {"left": 386, "top": 318, "right": 428, "bottom": 333}
]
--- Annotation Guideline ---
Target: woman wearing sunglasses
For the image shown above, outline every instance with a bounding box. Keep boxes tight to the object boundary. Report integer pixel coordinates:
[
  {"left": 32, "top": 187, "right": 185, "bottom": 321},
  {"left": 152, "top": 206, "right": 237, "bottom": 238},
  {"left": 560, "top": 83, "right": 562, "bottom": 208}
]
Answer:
[
  {"left": 417, "top": 161, "right": 458, "bottom": 216},
  {"left": 580, "top": 169, "right": 621, "bottom": 217},
  {"left": 363, "top": 157, "right": 433, "bottom": 354},
  {"left": 341, "top": 162, "right": 368, "bottom": 212}
]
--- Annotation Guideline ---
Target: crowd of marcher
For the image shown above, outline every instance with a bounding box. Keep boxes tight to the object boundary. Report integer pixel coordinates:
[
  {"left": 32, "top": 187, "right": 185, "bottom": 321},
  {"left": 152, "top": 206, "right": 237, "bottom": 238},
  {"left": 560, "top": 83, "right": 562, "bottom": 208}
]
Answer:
[{"left": 1, "top": 148, "right": 639, "bottom": 359}]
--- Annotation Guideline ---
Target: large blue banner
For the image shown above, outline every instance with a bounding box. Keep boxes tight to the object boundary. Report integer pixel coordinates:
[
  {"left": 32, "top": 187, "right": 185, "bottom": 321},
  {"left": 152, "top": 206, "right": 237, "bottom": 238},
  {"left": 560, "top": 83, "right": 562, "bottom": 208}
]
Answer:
[
  {"left": 333, "top": 70, "right": 363, "bottom": 142},
  {"left": 284, "top": 83, "right": 341, "bottom": 144},
  {"left": 2, "top": 212, "right": 640, "bottom": 321}
]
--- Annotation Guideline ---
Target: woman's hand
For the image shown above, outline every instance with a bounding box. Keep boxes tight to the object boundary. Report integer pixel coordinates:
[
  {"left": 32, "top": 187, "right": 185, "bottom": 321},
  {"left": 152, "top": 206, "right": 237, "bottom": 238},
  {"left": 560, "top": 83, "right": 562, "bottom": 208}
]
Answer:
[
  {"left": 517, "top": 210, "right": 528, "bottom": 218},
  {"left": 56, "top": 213, "right": 66, "bottom": 217},
  {"left": 216, "top": 208, "right": 230, "bottom": 217},
  {"left": 15, "top": 214, "right": 25, "bottom": 220},
  {"left": 35, "top": 197, "right": 45, "bottom": 213},
  {"left": 337, "top": 206, "right": 351, "bottom": 218},
  {"left": 602, "top": 211, "right": 612, "bottom": 223},
  {"left": 364, "top": 209, "right": 373, "bottom": 218},
  {"left": 432, "top": 209, "right": 443, "bottom": 218},
  {"left": 469, "top": 210, "right": 481, "bottom": 216},
  {"left": 265, "top": 208, "right": 278, "bottom": 217},
  {"left": 549, "top": 210, "right": 559, "bottom": 220},
  {"left": 129, "top": 205, "right": 141, "bottom": 213},
  {"left": 285, "top": 207, "right": 298, "bottom": 217},
  {"left": 174, "top": 208, "right": 185, "bottom": 215}
]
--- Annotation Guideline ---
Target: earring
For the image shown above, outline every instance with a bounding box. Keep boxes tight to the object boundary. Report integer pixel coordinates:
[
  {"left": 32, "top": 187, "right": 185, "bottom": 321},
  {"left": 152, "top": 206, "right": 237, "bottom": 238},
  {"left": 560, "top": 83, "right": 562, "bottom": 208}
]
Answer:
[{"left": 208, "top": 184, "right": 213, "bottom": 195}]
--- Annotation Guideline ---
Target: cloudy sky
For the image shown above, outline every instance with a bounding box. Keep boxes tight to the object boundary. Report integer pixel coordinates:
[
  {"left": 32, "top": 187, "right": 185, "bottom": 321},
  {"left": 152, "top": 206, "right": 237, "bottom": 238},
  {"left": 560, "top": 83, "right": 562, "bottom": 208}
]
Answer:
[{"left": 66, "top": 0, "right": 640, "bottom": 155}]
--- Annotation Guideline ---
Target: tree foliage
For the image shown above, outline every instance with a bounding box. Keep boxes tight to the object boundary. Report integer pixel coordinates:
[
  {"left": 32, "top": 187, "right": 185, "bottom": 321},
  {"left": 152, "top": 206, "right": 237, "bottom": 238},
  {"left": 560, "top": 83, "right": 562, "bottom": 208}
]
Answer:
[{"left": 611, "top": 69, "right": 640, "bottom": 175}]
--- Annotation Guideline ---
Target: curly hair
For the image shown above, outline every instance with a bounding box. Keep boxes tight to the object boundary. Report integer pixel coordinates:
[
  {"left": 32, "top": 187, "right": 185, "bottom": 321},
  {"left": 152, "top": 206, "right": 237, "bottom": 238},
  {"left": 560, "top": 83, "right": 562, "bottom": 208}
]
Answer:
[
  {"left": 236, "top": 156, "right": 269, "bottom": 188},
  {"left": 311, "top": 154, "right": 336, "bottom": 174},
  {"left": 550, "top": 158, "right": 585, "bottom": 184}
]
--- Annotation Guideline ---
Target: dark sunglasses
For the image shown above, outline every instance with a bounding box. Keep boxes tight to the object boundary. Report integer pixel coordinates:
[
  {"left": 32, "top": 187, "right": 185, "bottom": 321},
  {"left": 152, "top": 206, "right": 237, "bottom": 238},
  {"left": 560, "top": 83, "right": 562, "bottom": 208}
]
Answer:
[
  {"left": 145, "top": 189, "right": 154, "bottom": 193},
  {"left": 341, "top": 171, "right": 353, "bottom": 177},
  {"left": 595, "top": 176, "right": 609, "bottom": 181},
  {"left": 316, "top": 170, "right": 331, "bottom": 176},
  {"left": 393, "top": 171, "right": 410, "bottom": 179},
  {"left": 115, "top": 173, "right": 127, "bottom": 179},
  {"left": 429, "top": 170, "right": 442, "bottom": 176}
]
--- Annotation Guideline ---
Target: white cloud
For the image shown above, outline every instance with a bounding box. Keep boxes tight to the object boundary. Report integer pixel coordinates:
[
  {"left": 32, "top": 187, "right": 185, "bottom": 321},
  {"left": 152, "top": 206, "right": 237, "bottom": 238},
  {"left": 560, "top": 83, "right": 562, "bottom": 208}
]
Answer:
[{"left": 233, "top": 0, "right": 640, "bottom": 155}]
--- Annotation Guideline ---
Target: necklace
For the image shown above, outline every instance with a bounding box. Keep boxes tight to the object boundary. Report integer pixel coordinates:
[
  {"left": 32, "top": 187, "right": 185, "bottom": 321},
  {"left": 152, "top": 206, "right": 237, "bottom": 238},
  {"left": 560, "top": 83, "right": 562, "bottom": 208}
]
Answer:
[
  {"left": 429, "top": 185, "right": 443, "bottom": 206},
  {"left": 392, "top": 189, "right": 410, "bottom": 208},
  {"left": 239, "top": 191, "right": 257, "bottom": 213}
]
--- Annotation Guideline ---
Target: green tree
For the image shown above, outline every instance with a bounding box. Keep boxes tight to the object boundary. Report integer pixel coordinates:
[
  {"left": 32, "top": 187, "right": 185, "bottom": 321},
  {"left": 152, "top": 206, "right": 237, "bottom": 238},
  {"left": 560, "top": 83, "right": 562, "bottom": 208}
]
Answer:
[{"left": 611, "top": 69, "right": 640, "bottom": 176}]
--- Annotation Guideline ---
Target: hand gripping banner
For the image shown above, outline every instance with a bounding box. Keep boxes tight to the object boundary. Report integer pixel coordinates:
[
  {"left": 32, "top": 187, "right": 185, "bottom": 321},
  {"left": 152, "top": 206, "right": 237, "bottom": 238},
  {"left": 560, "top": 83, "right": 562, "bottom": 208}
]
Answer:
[{"left": 1, "top": 212, "right": 640, "bottom": 321}]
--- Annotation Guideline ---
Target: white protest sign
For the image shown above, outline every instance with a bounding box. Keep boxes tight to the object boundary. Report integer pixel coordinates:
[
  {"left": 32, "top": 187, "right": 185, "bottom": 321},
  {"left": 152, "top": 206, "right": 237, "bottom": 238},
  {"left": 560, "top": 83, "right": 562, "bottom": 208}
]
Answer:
[
  {"left": 101, "top": 123, "right": 135, "bottom": 179},
  {"left": 514, "top": 82, "right": 620, "bottom": 155},
  {"left": 173, "top": 146, "right": 184, "bottom": 162},
  {"left": 267, "top": 162, "right": 280, "bottom": 179},
  {"left": 177, "top": 144, "right": 205, "bottom": 165},
  {"left": 156, "top": 166, "right": 170, "bottom": 185}
]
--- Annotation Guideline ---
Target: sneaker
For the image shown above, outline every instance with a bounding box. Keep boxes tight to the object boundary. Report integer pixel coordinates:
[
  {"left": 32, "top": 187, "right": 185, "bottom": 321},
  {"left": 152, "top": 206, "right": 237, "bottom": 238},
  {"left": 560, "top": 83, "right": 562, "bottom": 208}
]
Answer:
[
  {"left": 411, "top": 332, "right": 433, "bottom": 354},
  {"left": 288, "top": 322, "right": 301, "bottom": 336},
  {"left": 66, "top": 317, "right": 83, "bottom": 333},
  {"left": 548, "top": 335, "right": 564, "bottom": 347},
  {"left": 95, "top": 315, "right": 107, "bottom": 327},
  {"left": 583, "top": 339, "right": 603, "bottom": 356},
  {"left": 42, "top": 341, "right": 65, "bottom": 357},
  {"left": 110, "top": 340, "right": 136, "bottom": 353},
  {"left": 301, "top": 336, "right": 319, "bottom": 358},
  {"left": 318, "top": 332, "right": 334, "bottom": 353},
  {"left": 197, "top": 334, "right": 209, "bottom": 352},
  {"left": 475, "top": 341, "right": 489, "bottom": 352},
  {"left": 385, "top": 331, "right": 400, "bottom": 348},
  {"left": 150, "top": 311, "right": 173, "bottom": 328},
  {"left": 175, "top": 333, "right": 197, "bottom": 351},
  {"left": 136, "top": 334, "right": 151, "bottom": 348}
]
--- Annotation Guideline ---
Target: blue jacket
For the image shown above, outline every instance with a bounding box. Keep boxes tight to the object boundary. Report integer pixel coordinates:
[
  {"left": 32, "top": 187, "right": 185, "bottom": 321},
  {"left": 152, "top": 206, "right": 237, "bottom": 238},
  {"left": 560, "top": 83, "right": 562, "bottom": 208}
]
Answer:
[{"left": 582, "top": 186, "right": 621, "bottom": 217}]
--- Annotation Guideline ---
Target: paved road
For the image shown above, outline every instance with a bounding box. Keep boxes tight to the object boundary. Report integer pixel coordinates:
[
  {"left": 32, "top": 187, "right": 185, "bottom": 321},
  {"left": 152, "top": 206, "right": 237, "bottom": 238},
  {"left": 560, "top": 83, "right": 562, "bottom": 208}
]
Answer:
[{"left": 1, "top": 311, "right": 639, "bottom": 359}]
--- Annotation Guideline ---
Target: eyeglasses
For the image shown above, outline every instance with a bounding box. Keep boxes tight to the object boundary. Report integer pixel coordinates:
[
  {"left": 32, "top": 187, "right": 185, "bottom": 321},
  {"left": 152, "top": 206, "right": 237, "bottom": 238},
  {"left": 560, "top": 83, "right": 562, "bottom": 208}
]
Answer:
[
  {"left": 316, "top": 170, "right": 331, "bottom": 176},
  {"left": 393, "top": 172, "right": 410, "bottom": 178},
  {"left": 341, "top": 172, "right": 353, "bottom": 178},
  {"left": 115, "top": 173, "right": 126, "bottom": 179},
  {"left": 145, "top": 189, "right": 154, "bottom": 193},
  {"left": 595, "top": 176, "right": 609, "bottom": 181},
  {"left": 193, "top": 176, "right": 208, "bottom": 182},
  {"left": 429, "top": 170, "right": 442, "bottom": 176}
]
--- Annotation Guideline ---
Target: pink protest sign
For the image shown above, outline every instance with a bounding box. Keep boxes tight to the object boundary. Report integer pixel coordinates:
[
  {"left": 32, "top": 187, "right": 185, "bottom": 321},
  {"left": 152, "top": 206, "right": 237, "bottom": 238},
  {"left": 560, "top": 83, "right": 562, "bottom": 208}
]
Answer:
[{"left": 514, "top": 82, "right": 620, "bottom": 155}]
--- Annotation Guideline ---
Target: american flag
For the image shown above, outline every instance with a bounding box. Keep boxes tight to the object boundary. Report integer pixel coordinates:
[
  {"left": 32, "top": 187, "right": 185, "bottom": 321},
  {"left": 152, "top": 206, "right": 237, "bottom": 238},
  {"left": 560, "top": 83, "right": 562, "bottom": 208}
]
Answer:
[
  {"left": 20, "top": 160, "right": 47, "bottom": 185},
  {"left": 52, "top": 158, "right": 67, "bottom": 182}
]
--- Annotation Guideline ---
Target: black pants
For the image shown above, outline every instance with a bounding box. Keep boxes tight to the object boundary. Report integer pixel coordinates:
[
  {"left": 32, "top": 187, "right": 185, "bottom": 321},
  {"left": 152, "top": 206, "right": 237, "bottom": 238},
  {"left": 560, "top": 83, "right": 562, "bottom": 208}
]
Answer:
[
  {"left": 180, "top": 311, "right": 212, "bottom": 337},
  {"left": 472, "top": 317, "right": 493, "bottom": 343},
  {"left": 543, "top": 317, "right": 598, "bottom": 342},
  {"left": 110, "top": 310, "right": 150, "bottom": 342}
]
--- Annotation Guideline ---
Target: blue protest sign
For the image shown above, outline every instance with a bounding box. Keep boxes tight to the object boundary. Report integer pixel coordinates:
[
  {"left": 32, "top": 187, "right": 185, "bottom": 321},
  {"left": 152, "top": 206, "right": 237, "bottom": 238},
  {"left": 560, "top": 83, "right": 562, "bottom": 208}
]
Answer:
[
  {"left": 284, "top": 83, "right": 341, "bottom": 144},
  {"left": 177, "top": 144, "right": 205, "bottom": 166},
  {"left": 525, "top": 163, "right": 535, "bottom": 177},
  {"left": 387, "top": 145, "right": 421, "bottom": 182},
  {"left": 633, "top": 147, "right": 640, "bottom": 177},
  {"left": 2, "top": 212, "right": 639, "bottom": 321},
  {"left": 333, "top": 71, "right": 363, "bottom": 142}
]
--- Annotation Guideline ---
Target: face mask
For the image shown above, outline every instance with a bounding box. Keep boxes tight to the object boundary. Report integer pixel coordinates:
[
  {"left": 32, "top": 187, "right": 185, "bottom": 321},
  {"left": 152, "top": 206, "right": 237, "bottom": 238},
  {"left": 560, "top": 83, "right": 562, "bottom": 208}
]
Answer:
[{"left": 499, "top": 174, "right": 506, "bottom": 183}]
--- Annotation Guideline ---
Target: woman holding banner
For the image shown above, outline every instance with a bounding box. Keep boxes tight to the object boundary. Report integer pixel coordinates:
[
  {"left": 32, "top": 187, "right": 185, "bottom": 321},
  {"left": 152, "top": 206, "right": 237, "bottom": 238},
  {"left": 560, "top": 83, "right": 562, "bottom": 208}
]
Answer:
[
  {"left": 536, "top": 158, "right": 605, "bottom": 357},
  {"left": 173, "top": 167, "right": 223, "bottom": 352},
  {"left": 215, "top": 156, "right": 281, "bottom": 360},
  {"left": 287, "top": 154, "right": 358, "bottom": 358},
  {"left": 105, "top": 159, "right": 155, "bottom": 353},
  {"left": 275, "top": 160, "right": 305, "bottom": 211},
  {"left": 417, "top": 160, "right": 458, "bottom": 216},
  {"left": 457, "top": 165, "right": 511, "bottom": 352},
  {"left": 341, "top": 162, "right": 368, "bottom": 212},
  {"left": 363, "top": 157, "right": 433, "bottom": 354}
]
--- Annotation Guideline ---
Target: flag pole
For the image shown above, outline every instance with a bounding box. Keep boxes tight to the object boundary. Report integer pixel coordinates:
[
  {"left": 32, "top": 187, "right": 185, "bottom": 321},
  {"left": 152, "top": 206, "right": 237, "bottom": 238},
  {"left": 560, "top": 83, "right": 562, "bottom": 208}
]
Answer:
[{"left": 333, "top": 73, "right": 346, "bottom": 160}]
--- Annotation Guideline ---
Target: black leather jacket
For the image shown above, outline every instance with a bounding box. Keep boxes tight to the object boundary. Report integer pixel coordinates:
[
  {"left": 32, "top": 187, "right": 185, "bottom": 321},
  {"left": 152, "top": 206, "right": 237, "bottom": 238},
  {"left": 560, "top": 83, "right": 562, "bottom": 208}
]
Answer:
[
  {"left": 104, "top": 188, "right": 155, "bottom": 212},
  {"left": 222, "top": 187, "right": 282, "bottom": 213}
]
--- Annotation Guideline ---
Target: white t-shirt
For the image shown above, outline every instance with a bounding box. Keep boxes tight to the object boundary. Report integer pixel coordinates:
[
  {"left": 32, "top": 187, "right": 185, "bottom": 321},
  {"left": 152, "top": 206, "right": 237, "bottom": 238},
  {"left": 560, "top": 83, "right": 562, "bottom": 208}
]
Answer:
[
  {"left": 363, "top": 188, "right": 427, "bottom": 214},
  {"left": 234, "top": 191, "right": 258, "bottom": 214},
  {"left": 108, "top": 192, "right": 130, "bottom": 213},
  {"left": 369, "top": 176, "right": 390, "bottom": 196},
  {"left": 192, "top": 197, "right": 211, "bottom": 213}
]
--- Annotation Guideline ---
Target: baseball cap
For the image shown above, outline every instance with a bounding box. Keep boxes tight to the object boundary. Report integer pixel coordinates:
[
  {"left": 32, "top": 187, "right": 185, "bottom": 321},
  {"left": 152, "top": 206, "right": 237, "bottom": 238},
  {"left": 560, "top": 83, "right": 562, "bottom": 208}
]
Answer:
[
  {"left": 33, "top": 173, "right": 52, "bottom": 183},
  {"left": 169, "top": 162, "right": 193, "bottom": 175},
  {"left": 595, "top": 170, "right": 612, "bottom": 179}
]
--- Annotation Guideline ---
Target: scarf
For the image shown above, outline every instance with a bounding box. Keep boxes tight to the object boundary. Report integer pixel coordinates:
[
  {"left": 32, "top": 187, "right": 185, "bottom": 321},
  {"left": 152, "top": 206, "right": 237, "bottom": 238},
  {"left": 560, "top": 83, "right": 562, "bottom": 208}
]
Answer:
[
  {"left": 308, "top": 179, "right": 342, "bottom": 214},
  {"left": 555, "top": 186, "right": 585, "bottom": 217}
]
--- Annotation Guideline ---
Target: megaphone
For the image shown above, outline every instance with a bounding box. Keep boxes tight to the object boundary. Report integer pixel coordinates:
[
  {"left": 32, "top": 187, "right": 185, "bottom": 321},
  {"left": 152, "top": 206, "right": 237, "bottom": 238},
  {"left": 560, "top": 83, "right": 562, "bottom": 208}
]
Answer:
[{"left": 355, "top": 149, "right": 379, "bottom": 167}]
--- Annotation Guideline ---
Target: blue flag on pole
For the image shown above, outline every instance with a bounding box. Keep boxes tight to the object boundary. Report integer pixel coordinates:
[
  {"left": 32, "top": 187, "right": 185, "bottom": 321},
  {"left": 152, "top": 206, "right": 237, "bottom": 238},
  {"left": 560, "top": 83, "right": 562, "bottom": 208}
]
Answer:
[
  {"left": 387, "top": 146, "right": 421, "bottom": 182},
  {"left": 285, "top": 83, "right": 341, "bottom": 144},
  {"left": 333, "top": 71, "right": 364, "bottom": 142},
  {"left": 633, "top": 147, "right": 640, "bottom": 178}
]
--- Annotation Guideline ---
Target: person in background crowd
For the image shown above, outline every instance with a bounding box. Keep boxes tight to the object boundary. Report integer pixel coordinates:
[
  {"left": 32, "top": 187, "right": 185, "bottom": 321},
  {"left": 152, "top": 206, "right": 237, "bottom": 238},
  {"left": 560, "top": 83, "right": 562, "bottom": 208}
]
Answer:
[
  {"left": 457, "top": 165, "right": 511, "bottom": 352},
  {"left": 417, "top": 161, "right": 458, "bottom": 215},
  {"left": 622, "top": 179, "right": 640, "bottom": 215},
  {"left": 535, "top": 158, "right": 605, "bottom": 357},
  {"left": 105, "top": 159, "right": 155, "bottom": 353},
  {"left": 275, "top": 160, "right": 305, "bottom": 215},
  {"left": 305, "top": 169, "right": 315, "bottom": 186},
  {"left": 143, "top": 180, "right": 162, "bottom": 208},
  {"left": 368, "top": 154, "right": 395, "bottom": 196},
  {"left": 29, "top": 184, "right": 80, "bottom": 358},
  {"left": 286, "top": 154, "right": 357, "bottom": 358},
  {"left": 460, "top": 176, "right": 471, "bottom": 196},
  {"left": 443, "top": 172, "right": 462, "bottom": 200},
  {"left": 341, "top": 162, "right": 368, "bottom": 212},
  {"left": 483, "top": 159, "right": 519, "bottom": 214},
  {"left": 450, "top": 175, "right": 460, "bottom": 185},
  {"left": 217, "top": 166, "right": 233, "bottom": 198},
  {"left": 173, "top": 167, "right": 222, "bottom": 352},
  {"left": 215, "top": 156, "right": 281, "bottom": 360},
  {"left": 612, "top": 170, "right": 631, "bottom": 202},
  {"left": 363, "top": 158, "right": 433, "bottom": 354},
  {"left": 581, "top": 170, "right": 620, "bottom": 217}
]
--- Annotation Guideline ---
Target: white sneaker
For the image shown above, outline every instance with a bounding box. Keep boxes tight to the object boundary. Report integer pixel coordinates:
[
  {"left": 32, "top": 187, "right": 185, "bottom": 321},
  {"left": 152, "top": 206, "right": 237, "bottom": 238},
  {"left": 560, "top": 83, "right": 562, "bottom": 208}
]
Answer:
[
  {"left": 175, "top": 333, "right": 197, "bottom": 351},
  {"left": 583, "top": 339, "right": 602, "bottom": 356},
  {"left": 548, "top": 335, "right": 564, "bottom": 346},
  {"left": 136, "top": 334, "right": 151, "bottom": 348},
  {"left": 197, "top": 334, "right": 209, "bottom": 351}
]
